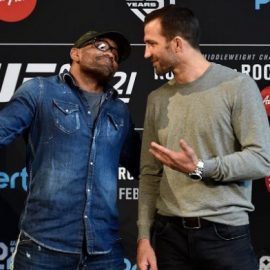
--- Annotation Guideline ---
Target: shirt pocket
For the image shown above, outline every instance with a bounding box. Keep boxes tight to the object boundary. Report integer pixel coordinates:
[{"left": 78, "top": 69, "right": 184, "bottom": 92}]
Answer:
[
  {"left": 53, "top": 99, "right": 80, "bottom": 134},
  {"left": 106, "top": 112, "right": 124, "bottom": 144}
]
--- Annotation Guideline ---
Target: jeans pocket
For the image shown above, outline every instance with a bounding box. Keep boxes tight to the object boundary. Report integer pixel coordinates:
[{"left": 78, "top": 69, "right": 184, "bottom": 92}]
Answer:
[
  {"left": 153, "top": 219, "right": 171, "bottom": 236},
  {"left": 214, "top": 223, "right": 249, "bottom": 241},
  {"left": 19, "top": 232, "right": 34, "bottom": 246}
]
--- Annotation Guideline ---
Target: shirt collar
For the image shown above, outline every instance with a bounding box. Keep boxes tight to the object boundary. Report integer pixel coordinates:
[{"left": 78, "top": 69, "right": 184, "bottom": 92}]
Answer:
[{"left": 59, "top": 69, "right": 118, "bottom": 99}]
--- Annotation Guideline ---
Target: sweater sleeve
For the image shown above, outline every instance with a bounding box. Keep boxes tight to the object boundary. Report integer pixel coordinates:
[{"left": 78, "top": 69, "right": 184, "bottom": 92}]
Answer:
[
  {"left": 203, "top": 76, "right": 270, "bottom": 182},
  {"left": 137, "top": 94, "right": 163, "bottom": 240}
]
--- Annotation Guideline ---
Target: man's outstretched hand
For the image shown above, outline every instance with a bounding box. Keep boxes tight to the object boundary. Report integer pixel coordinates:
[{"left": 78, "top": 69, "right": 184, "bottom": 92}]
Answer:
[{"left": 149, "top": 139, "right": 198, "bottom": 173}]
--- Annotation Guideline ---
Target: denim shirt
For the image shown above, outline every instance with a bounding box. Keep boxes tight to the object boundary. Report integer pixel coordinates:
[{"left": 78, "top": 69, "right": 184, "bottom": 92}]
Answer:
[{"left": 0, "top": 71, "right": 140, "bottom": 254}]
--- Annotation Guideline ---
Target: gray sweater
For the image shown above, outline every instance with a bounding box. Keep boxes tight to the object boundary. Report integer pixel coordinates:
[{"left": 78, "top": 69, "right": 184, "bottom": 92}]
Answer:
[{"left": 138, "top": 63, "right": 270, "bottom": 240}]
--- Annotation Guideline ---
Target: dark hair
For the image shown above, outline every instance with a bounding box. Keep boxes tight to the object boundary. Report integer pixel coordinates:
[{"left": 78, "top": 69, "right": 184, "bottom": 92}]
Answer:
[{"left": 144, "top": 5, "right": 201, "bottom": 49}]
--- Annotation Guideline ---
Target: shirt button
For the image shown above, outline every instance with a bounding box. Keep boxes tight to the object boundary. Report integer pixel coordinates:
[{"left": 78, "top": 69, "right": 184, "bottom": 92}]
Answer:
[
  {"left": 90, "top": 162, "right": 93, "bottom": 165},
  {"left": 84, "top": 215, "right": 88, "bottom": 219},
  {"left": 87, "top": 111, "right": 91, "bottom": 114},
  {"left": 87, "top": 189, "right": 90, "bottom": 192}
]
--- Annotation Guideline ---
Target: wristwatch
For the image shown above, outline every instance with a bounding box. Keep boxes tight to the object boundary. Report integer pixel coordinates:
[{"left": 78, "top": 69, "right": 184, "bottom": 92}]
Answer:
[{"left": 188, "top": 160, "right": 204, "bottom": 180}]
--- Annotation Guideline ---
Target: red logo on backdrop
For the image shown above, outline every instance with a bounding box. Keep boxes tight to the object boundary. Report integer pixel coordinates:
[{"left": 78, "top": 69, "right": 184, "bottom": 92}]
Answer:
[
  {"left": 261, "top": 87, "right": 270, "bottom": 193},
  {"left": 0, "top": 0, "right": 37, "bottom": 22},
  {"left": 265, "top": 176, "right": 270, "bottom": 193},
  {"left": 261, "top": 85, "right": 270, "bottom": 117}
]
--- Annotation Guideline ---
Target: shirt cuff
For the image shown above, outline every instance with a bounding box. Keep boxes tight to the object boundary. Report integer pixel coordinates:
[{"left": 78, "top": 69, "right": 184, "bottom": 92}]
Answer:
[{"left": 202, "top": 158, "right": 219, "bottom": 179}]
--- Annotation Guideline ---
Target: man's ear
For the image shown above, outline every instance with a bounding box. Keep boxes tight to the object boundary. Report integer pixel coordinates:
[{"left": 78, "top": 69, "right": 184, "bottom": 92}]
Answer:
[
  {"left": 173, "top": 36, "right": 184, "bottom": 53},
  {"left": 70, "top": 48, "right": 80, "bottom": 62}
]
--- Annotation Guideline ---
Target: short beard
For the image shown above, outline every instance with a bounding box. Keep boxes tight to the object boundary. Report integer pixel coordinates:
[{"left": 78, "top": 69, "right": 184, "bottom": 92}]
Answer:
[
  {"left": 82, "top": 66, "right": 115, "bottom": 84},
  {"left": 154, "top": 65, "right": 173, "bottom": 76},
  {"left": 154, "top": 45, "right": 175, "bottom": 75}
]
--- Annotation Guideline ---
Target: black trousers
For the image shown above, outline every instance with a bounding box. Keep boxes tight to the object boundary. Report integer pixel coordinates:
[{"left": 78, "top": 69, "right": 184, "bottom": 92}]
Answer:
[{"left": 152, "top": 214, "right": 259, "bottom": 270}]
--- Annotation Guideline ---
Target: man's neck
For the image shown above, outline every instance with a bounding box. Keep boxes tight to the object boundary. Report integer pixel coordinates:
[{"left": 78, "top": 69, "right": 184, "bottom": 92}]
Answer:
[{"left": 173, "top": 51, "right": 210, "bottom": 85}]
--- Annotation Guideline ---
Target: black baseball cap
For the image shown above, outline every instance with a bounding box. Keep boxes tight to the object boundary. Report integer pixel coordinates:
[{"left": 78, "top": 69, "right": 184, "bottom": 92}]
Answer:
[{"left": 73, "top": 30, "right": 131, "bottom": 62}]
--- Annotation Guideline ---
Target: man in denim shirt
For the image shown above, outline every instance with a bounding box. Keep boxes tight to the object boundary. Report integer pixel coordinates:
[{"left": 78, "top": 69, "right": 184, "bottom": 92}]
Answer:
[{"left": 0, "top": 29, "right": 140, "bottom": 270}]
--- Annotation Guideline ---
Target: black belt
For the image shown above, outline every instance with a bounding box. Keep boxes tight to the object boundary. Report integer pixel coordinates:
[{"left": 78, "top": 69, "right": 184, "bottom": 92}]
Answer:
[{"left": 156, "top": 213, "right": 213, "bottom": 229}]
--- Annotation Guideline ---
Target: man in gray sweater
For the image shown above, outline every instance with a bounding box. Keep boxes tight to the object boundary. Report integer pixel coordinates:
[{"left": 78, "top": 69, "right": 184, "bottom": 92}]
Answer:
[{"left": 137, "top": 5, "right": 270, "bottom": 270}]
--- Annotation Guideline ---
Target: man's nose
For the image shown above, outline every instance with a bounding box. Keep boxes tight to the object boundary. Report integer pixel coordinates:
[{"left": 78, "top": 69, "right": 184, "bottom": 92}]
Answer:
[
  {"left": 104, "top": 50, "right": 118, "bottom": 63},
  {"left": 144, "top": 46, "right": 151, "bottom": 59}
]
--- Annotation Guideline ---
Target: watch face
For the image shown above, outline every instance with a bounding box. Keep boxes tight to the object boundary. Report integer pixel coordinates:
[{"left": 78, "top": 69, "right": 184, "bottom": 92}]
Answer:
[
  {"left": 189, "top": 173, "right": 202, "bottom": 181},
  {"left": 188, "top": 160, "right": 204, "bottom": 181}
]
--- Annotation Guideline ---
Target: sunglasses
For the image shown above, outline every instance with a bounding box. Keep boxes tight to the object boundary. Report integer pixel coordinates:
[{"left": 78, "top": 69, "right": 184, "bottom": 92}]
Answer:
[{"left": 81, "top": 39, "right": 120, "bottom": 63}]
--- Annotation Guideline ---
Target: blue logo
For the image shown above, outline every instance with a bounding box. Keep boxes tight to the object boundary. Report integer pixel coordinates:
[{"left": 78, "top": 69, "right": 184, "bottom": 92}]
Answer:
[
  {"left": 124, "top": 258, "right": 137, "bottom": 270},
  {"left": 0, "top": 240, "right": 16, "bottom": 270},
  {"left": 0, "top": 167, "right": 28, "bottom": 191},
  {"left": 255, "top": 0, "right": 270, "bottom": 10}
]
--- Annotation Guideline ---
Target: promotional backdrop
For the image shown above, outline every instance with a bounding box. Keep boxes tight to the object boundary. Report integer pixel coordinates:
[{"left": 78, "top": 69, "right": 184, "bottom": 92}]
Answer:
[{"left": 0, "top": 1, "right": 270, "bottom": 269}]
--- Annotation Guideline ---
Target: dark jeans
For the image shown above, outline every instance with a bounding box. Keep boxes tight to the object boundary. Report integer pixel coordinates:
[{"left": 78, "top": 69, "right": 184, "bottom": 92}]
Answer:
[
  {"left": 153, "top": 214, "right": 259, "bottom": 270},
  {"left": 12, "top": 232, "right": 125, "bottom": 270}
]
